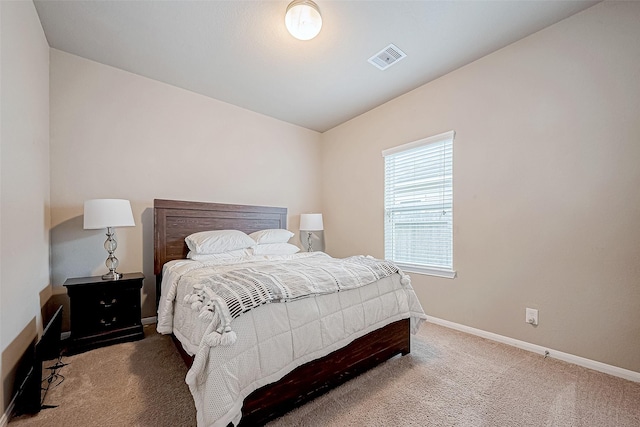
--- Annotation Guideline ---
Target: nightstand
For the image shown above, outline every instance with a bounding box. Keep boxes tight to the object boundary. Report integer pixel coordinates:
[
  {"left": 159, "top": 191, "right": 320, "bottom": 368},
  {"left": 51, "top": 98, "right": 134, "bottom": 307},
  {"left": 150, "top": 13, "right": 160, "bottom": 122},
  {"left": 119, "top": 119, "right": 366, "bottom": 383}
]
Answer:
[{"left": 64, "top": 272, "right": 145, "bottom": 353}]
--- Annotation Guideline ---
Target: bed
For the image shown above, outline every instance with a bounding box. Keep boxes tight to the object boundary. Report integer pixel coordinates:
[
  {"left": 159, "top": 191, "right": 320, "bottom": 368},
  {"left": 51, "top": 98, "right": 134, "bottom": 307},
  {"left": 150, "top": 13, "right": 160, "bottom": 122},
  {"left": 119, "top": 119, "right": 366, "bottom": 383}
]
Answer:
[{"left": 154, "top": 198, "right": 426, "bottom": 426}]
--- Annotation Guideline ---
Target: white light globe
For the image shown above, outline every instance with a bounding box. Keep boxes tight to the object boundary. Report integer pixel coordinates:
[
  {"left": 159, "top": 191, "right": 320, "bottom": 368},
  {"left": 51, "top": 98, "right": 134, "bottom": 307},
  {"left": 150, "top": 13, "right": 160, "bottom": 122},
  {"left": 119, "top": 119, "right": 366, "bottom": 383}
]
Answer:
[{"left": 285, "top": 1, "right": 322, "bottom": 41}]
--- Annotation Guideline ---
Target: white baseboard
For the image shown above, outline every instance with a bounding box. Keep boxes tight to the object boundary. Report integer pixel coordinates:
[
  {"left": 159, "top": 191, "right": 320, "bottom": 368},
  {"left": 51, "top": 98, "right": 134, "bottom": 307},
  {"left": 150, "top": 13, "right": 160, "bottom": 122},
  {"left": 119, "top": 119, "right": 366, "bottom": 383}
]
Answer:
[
  {"left": 142, "top": 316, "right": 157, "bottom": 325},
  {"left": 427, "top": 316, "right": 640, "bottom": 383}
]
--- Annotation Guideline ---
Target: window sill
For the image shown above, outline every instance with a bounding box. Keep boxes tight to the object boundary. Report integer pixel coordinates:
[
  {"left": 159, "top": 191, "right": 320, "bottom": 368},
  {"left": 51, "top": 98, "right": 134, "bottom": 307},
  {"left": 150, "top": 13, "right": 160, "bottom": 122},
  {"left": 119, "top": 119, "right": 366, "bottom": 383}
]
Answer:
[{"left": 395, "top": 263, "right": 457, "bottom": 279}]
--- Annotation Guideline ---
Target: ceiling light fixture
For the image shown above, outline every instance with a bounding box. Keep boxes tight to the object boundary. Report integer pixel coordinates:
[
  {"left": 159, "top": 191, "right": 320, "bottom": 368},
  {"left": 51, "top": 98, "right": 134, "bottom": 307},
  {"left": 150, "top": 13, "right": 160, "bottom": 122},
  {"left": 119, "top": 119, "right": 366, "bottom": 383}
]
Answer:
[{"left": 285, "top": 0, "right": 322, "bottom": 41}]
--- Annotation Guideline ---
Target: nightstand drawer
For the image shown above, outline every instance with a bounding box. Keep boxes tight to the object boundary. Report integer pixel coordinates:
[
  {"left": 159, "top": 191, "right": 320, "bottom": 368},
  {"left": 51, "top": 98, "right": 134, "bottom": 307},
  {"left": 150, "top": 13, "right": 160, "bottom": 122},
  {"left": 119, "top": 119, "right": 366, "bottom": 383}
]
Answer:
[
  {"left": 74, "top": 288, "right": 140, "bottom": 333},
  {"left": 64, "top": 273, "right": 145, "bottom": 353}
]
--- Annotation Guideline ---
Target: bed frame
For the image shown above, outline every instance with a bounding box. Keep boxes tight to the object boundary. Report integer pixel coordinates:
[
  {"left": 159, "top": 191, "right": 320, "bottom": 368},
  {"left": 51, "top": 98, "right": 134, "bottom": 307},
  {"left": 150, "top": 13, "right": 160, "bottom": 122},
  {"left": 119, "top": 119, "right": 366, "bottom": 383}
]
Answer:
[{"left": 153, "top": 198, "right": 410, "bottom": 426}]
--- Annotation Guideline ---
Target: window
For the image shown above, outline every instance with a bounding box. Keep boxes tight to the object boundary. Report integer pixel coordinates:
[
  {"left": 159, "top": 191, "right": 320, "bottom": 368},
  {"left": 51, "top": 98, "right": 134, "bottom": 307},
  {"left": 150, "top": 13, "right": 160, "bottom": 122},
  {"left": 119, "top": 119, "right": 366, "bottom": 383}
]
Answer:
[{"left": 382, "top": 131, "right": 455, "bottom": 278}]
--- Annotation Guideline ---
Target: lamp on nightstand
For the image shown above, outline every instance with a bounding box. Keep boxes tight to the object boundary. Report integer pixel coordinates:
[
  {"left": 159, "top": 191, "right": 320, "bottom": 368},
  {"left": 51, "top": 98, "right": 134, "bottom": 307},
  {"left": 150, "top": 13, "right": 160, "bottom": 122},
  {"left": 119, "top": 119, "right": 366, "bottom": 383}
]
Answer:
[
  {"left": 300, "top": 213, "right": 323, "bottom": 252},
  {"left": 83, "top": 199, "right": 135, "bottom": 280}
]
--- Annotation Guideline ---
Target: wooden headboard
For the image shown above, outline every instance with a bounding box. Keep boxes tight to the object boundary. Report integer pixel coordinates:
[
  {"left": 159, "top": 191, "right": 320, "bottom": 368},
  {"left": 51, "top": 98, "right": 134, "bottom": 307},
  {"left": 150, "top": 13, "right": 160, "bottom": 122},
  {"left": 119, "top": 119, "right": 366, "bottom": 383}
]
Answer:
[{"left": 154, "top": 199, "right": 288, "bottom": 276}]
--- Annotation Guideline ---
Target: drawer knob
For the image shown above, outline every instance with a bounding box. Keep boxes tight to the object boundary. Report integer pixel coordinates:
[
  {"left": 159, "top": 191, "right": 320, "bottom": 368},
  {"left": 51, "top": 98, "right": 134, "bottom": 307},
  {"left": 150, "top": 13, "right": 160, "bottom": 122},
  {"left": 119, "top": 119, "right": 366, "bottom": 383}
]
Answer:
[
  {"left": 100, "top": 316, "right": 117, "bottom": 327},
  {"left": 99, "top": 298, "right": 118, "bottom": 308}
]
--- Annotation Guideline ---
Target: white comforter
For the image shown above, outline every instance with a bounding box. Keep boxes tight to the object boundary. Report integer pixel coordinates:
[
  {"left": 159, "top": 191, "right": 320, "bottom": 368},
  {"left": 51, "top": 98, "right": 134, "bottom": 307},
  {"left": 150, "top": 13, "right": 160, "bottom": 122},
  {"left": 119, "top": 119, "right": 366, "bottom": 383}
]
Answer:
[{"left": 157, "top": 253, "right": 427, "bottom": 427}]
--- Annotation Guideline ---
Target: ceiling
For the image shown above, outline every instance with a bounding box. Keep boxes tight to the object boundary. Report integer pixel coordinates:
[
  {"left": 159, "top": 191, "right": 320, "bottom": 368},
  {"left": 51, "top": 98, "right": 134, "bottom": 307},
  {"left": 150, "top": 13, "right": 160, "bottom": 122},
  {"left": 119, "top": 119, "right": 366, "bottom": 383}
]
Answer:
[{"left": 34, "top": 0, "right": 599, "bottom": 132}]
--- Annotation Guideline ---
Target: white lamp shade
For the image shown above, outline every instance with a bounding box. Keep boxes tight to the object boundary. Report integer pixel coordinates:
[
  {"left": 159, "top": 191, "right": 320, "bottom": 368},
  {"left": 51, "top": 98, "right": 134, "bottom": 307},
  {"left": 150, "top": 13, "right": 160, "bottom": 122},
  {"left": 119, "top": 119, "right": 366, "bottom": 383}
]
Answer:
[
  {"left": 300, "top": 213, "right": 323, "bottom": 231},
  {"left": 83, "top": 199, "right": 135, "bottom": 229},
  {"left": 285, "top": 0, "right": 322, "bottom": 41}
]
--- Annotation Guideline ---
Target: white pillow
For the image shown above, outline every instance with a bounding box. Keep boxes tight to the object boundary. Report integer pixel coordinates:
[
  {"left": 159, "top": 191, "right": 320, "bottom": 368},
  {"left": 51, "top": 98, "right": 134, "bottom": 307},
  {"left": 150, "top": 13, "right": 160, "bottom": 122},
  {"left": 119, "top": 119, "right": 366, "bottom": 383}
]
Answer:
[
  {"left": 185, "top": 230, "right": 255, "bottom": 254},
  {"left": 252, "top": 243, "right": 300, "bottom": 256},
  {"left": 249, "top": 229, "right": 295, "bottom": 244},
  {"left": 187, "top": 249, "right": 250, "bottom": 261}
]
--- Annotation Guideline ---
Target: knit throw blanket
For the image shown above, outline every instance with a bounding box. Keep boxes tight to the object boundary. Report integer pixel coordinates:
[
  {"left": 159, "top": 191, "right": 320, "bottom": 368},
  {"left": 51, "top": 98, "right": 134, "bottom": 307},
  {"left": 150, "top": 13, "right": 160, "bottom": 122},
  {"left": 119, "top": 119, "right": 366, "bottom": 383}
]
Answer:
[{"left": 181, "top": 253, "right": 410, "bottom": 347}]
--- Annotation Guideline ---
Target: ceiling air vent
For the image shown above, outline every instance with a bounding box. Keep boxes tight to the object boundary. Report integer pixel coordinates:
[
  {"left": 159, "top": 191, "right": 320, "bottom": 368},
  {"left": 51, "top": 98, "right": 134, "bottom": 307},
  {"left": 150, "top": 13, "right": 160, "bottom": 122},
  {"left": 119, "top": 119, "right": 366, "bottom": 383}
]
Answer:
[{"left": 368, "top": 44, "right": 406, "bottom": 71}]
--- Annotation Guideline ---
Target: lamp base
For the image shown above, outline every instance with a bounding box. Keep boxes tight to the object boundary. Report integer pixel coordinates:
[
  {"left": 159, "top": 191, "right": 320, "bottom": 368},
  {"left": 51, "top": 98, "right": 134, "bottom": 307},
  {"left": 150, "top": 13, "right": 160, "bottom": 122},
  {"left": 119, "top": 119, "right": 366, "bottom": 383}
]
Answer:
[
  {"left": 307, "top": 231, "right": 314, "bottom": 252},
  {"left": 102, "top": 271, "right": 123, "bottom": 281}
]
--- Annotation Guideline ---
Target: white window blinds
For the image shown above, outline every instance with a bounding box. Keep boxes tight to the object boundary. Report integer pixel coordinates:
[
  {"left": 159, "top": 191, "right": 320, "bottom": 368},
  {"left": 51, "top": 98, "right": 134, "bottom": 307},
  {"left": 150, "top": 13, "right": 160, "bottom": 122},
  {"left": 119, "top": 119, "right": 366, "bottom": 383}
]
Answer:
[{"left": 382, "top": 131, "right": 455, "bottom": 278}]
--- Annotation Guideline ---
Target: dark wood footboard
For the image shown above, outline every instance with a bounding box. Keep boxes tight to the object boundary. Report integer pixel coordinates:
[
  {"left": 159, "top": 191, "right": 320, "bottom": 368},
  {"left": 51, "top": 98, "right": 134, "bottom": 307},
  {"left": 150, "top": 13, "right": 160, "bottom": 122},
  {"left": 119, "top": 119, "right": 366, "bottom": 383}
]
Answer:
[{"left": 239, "top": 318, "right": 410, "bottom": 426}]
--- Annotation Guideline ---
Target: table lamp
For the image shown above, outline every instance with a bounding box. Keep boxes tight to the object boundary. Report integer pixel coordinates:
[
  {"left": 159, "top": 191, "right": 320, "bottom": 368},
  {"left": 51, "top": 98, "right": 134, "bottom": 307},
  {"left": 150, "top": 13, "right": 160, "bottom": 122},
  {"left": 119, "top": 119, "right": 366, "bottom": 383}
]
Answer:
[
  {"left": 83, "top": 199, "right": 135, "bottom": 280},
  {"left": 300, "top": 213, "right": 323, "bottom": 252}
]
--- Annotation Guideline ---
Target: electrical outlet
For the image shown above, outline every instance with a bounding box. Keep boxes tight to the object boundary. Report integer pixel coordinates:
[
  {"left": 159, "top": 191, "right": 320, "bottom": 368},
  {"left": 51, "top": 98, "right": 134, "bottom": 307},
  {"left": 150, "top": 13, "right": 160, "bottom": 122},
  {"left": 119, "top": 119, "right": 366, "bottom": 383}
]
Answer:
[{"left": 526, "top": 308, "right": 538, "bottom": 326}]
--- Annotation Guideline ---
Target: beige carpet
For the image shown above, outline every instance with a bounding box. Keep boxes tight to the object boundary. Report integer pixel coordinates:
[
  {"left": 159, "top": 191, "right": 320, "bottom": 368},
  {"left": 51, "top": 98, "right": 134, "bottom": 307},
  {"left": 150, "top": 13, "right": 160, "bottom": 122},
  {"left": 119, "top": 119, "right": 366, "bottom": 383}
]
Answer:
[
  {"left": 10, "top": 326, "right": 196, "bottom": 427},
  {"left": 10, "top": 323, "right": 640, "bottom": 427}
]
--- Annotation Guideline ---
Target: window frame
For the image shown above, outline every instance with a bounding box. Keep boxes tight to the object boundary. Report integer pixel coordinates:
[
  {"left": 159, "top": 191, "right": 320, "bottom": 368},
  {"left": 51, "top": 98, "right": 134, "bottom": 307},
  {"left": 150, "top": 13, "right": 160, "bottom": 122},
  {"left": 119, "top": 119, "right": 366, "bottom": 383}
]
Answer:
[{"left": 382, "top": 130, "right": 456, "bottom": 279}]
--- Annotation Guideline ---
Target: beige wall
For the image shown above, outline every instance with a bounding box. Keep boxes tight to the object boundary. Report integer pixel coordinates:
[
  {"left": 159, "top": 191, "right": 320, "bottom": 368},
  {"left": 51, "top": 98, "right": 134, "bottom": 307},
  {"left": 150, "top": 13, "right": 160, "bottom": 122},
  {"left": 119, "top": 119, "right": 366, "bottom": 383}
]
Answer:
[
  {"left": 0, "top": 0, "right": 50, "bottom": 414},
  {"left": 320, "top": 1, "right": 640, "bottom": 373},
  {"left": 49, "top": 50, "right": 322, "bottom": 318}
]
